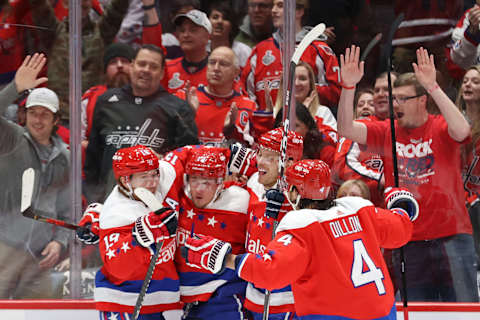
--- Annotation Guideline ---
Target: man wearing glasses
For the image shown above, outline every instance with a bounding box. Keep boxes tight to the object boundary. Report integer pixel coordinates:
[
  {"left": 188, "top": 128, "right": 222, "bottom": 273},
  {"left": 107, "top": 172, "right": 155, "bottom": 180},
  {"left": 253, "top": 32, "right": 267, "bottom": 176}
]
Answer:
[
  {"left": 338, "top": 46, "right": 479, "bottom": 302},
  {"left": 236, "top": 0, "right": 274, "bottom": 48}
]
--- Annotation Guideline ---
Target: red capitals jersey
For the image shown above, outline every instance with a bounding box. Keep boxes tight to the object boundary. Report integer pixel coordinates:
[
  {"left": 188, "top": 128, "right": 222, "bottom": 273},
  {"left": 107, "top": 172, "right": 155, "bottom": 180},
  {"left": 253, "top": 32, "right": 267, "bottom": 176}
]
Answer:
[
  {"left": 176, "top": 86, "right": 256, "bottom": 146},
  {"left": 236, "top": 197, "right": 412, "bottom": 319},
  {"left": 158, "top": 146, "right": 250, "bottom": 302},
  {"left": 312, "top": 105, "right": 338, "bottom": 145},
  {"left": 242, "top": 31, "right": 341, "bottom": 111},
  {"left": 393, "top": 0, "right": 462, "bottom": 47},
  {"left": 0, "top": 1, "right": 30, "bottom": 84},
  {"left": 462, "top": 139, "right": 480, "bottom": 197},
  {"left": 164, "top": 57, "right": 208, "bottom": 94},
  {"left": 243, "top": 172, "right": 295, "bottom": 314},
  {"left": 365, "top": 115, "right": 472, "bottom": 240},
  {"left": 95, "top": 186, "right": 181, "bottom": 314},
  {"left": 333, "top": 136, "right": 384, "bottom": 206},
  {"left": 82, "top": 84, "right": 107, "bottom": 140},
  {"left": 447, "top": 7, "right": 480, "bottom": 79}
]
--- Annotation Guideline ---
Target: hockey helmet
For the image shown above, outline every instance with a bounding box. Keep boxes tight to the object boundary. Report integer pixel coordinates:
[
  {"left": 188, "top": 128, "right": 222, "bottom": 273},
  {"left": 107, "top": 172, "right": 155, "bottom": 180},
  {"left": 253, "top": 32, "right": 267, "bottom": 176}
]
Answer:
[
  {"left": 185, "top": 147, "right": 228, "bottom": 179},
  {"left": 286, "top": 159, "right": 331, "bottom": 200},
  {"left": 112, "top": 145, "right": 159, "bottom": 179},
  {"left": 258, "top": 127, "right": 304, "bottom": 162}
]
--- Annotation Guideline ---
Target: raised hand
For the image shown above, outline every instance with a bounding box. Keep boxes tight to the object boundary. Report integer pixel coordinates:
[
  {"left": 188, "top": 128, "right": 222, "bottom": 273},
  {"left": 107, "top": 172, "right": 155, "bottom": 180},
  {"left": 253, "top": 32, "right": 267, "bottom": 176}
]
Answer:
[
  {"left": 224, "top": 102, "right": 238, "bottom": 128},
  {"left": 264, "top": 83, "right": 274, "bottom": 113},
  {"left": 412, "top": 47, "right": 437, "bottom": 91},
  {"left": 339, "top": 45, "right": 364, "bottom": 87},
  {"left": 14, "top": 53, "right": 48, "bottom": 93},
  {"left": 185, "top": 81, "right": 199, "bottom": 113}
]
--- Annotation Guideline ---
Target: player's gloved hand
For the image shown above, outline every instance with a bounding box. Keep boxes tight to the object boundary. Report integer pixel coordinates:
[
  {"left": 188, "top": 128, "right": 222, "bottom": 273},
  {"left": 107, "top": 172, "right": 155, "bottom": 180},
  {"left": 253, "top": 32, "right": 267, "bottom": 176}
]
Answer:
[
  {"left": 228, "top": 142, "right": 256, "bottom": 176},
  {"left": 384, "top": 187, "right": 419, "bottom": 221},
  {"left": 265, "top": 188, "right": 285, "bottom": 219},
  {"left": 181, "top": 234, "right": 232, "bottom": 274},
  {"left": 133, "top": 208, "right": 178, "bottom": 247},
  {"left": 76, "top": 203, "right": 103, "bottom": 245}
]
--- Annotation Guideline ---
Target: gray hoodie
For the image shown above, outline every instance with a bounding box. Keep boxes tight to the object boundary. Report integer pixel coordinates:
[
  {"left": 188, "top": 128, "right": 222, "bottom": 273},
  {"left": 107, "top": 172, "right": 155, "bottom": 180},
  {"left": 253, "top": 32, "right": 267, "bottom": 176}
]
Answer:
[{"left": 0, "top": 82, "right": 70, "bottom": 258}]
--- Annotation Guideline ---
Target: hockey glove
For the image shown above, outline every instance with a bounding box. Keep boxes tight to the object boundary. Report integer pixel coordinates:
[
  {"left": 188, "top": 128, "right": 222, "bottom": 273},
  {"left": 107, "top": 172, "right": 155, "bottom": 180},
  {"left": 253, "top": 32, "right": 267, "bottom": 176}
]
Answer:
[
  {"left": 265, "top": 188, "right": 285, "bottom": 220},
  {"left": 384, "top": 187, "right": 419, "bottom": 221},
  {"left": 181, "top": 234, "right": 232, "bottom": 274},
  {"left": 228, "top": 142, "right": 256, "bottom": 176},
  {"left": 133, "top": 208, "right": 178, "bottom": 248},
  {"left": 76, "top": 203, "right": 103, "bottom": 245}
]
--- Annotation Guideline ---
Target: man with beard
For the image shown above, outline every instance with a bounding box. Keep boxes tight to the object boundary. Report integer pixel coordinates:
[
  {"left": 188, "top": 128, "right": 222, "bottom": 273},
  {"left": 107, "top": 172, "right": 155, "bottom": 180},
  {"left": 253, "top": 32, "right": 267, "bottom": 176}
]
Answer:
[
  {"left": 81, "top": 42, "right": 134, "bottom": 147},
  {"left": 84, "top": 44, "right": 199, "bottom": 203}
]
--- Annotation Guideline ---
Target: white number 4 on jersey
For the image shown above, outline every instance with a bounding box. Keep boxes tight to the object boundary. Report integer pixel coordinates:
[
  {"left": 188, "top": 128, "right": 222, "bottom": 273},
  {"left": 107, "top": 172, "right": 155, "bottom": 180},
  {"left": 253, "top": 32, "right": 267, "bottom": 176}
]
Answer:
[
  {"left": 277, "top": 234, "right": 293, "bottom": 246},
  {"left": 351, "top": 239, "right": 386, "bottom": 295}
]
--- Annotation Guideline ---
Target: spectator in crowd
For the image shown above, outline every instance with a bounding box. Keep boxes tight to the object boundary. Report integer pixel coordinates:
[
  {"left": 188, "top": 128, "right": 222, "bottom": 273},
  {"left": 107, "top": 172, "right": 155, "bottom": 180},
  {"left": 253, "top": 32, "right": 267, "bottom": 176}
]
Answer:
[
  {"left": 272, "top": 61, "right": 339, "bottom": 145},
  {"left": 447, "top": 0, "right": 480, "bottom": 80},
  {"left": 242, "top": 0, "right": 341, "bottom": 114},
  {"left": 332, "top": 88, "right": 384, "bottom": 207},
  {"left": 456, "top": 64, "right": 480, "bottom": 267},
  {"left": 0, "top": 54, "right": 70, "bottom": 299},
  {"left": 84, "top": 44, "right": 198, "bottom": 203},
  {"left": 392, "top": 0, "right": 463, "bottom": 78},
  {"left": 28, "top": 0, "right": 131, "bottom": 122},
  {"left": 338, "top": 45, "right": 478, "bottom": 302},
  {"left": 372, "top": 71, "right": 398, "bottom": 121},
  {"left": 208, "top": 0, "right": 252, "bottom": 69},
  {"left": 164, "top": 9, "right": 212, "bottom": 94},
  {"left": 178, "top": 46, "right": 257, "bottom": 146},
  {"left": 274, "top": 102, "right": 335, "bottom": 167},
  {"left": 235, "top": 0, "right": 274, "bottom": 48},
  {"left": 337, "top": 179, "right": 371, "bottom": 200},
  {"left": 81, "top": 42, "right": 135, "bottom": 146}
]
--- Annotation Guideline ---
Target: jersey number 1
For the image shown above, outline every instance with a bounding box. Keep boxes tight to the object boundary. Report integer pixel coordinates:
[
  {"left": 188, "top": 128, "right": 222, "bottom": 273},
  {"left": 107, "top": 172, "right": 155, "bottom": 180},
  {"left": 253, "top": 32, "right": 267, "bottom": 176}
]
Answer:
[{"left": 351, "top": 239, "right": 385, "bottom": 295}]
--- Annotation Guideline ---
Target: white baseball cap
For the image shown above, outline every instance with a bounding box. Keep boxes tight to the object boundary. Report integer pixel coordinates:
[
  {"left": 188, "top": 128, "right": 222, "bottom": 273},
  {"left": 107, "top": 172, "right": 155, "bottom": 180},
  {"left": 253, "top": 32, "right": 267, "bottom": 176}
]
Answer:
[
  {"left": 25, "top": 88, "right": 59, "bottom": 114},
  {"left": 174, "top": 9, "right": 212, "bottom": 34}
]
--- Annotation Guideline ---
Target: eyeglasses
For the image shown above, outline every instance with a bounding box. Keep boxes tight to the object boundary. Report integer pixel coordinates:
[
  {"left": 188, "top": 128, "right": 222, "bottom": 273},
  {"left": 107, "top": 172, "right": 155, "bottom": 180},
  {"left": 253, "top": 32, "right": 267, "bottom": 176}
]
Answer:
[
  {"left": 392, "top": 94, "right": 424, "bottom": 105},
  {"left": 248, "top": 2, "right": 273, "bottom": 10}
]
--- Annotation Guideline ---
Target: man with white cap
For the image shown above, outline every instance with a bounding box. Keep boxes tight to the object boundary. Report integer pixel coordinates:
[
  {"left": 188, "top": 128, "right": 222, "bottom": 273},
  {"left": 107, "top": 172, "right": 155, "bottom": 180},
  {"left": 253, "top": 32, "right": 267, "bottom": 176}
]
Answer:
[
  {"left": 0, "top": 53, "right": 70, "bottom": 299},
  {"left": 164, "top": 9, "right": 212, "bottom": 94}
]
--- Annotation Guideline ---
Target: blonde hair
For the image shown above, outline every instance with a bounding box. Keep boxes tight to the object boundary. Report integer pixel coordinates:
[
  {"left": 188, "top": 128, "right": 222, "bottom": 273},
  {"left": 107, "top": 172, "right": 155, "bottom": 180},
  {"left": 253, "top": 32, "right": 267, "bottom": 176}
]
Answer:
[
  {"left": 336, "top": 179, "right": 371, "bottom": 200},
  {"left": 273, "top": 61, "right": 320, "bottom": 120}
]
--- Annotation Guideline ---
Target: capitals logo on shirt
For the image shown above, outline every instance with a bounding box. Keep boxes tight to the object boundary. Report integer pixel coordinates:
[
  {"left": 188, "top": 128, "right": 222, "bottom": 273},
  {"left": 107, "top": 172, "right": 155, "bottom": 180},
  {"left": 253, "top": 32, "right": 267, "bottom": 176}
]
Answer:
[
  {"left": 396, "top": 138, "right": 435, "bottom": 179},
  {"left": 168, "top": 72, "right": 185, "bottom": 90},
  {"left": 262, "top": 50, "right": 275, "bottom": 66}
]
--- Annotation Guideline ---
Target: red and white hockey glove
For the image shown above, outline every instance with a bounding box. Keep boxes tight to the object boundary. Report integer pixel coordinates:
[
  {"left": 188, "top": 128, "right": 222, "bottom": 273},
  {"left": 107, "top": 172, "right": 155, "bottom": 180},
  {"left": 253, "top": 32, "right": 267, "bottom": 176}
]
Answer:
[
  {"left": 76, "top": 203, "right": 103, "bottom": 245},
  {"left": 228, "top": 142, "right": 256, "bottom": 176},
  {"left": 133, "top": 208, "right": 178, "bottom": 248},
  {"left": 384, "top": 187, "right": 419, "bottom": 221},
  {"left": 181, "top": 234, "right": 232, "bottom": 274}
]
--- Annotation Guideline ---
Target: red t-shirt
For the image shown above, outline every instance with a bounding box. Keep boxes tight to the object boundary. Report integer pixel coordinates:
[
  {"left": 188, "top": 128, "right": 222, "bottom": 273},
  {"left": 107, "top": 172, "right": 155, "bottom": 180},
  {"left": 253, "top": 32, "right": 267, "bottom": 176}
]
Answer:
[{"left": 365, "top": 115, "right": 472, "bottom": 240}]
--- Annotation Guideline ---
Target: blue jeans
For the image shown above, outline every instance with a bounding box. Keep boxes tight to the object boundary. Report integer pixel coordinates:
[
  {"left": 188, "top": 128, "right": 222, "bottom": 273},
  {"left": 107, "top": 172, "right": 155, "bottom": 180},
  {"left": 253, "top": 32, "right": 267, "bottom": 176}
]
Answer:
[{"left": 391, "top": 234, "right": 479, "bottom": 302}]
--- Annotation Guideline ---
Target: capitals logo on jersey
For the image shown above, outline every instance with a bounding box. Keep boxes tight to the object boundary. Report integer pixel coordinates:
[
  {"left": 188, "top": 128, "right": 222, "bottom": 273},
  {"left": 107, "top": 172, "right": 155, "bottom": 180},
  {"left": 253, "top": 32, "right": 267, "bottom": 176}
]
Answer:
[
  {"left": 262, "top": 50, "right": 275, "bottom": 66},
  {"left": 397, "top": 138, "right": 435, "bottom": 179}
]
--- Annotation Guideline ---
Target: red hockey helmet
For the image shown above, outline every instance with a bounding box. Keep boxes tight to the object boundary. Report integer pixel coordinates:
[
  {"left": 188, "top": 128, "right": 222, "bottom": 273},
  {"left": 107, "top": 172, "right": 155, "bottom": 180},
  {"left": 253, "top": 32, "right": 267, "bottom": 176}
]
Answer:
[
  {"left": 186, "top": 147, "right": 228, "bottom": 179},
  {"left": 286, "top": 159, "right": 331, "bottom": 200},
  {"left": 258, "top": 127, "right": 303, "bottom": 162},
  {"left": 112, "top": 145, "right": 159, "bottom": 179}
]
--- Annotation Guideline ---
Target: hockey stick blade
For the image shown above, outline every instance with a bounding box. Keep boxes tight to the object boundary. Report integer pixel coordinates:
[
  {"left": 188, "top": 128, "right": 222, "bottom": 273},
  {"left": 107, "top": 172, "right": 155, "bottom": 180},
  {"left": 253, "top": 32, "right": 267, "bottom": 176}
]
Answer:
[
  {"left": 132, "top": 187, "right": 166, "bottom": 320},
  {"left": 21, "top": 168, "right": 35, "bottom": 213},
  {"left": 291, "top": 23, "right": 326, "bottom": 64},
  {"left": 22, "top": 207, "right": 80, "bottom": 230},
  {"left": 134, "top": 187, "right": 163, "bottom": 212},
  {"left": 361, "top": 33, "right": 382, "bottom": 62}
]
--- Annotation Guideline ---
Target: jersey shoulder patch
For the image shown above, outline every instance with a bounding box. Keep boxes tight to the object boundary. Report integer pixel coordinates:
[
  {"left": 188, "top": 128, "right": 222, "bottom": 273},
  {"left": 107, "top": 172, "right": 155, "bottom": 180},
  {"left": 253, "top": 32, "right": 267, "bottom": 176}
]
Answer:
[
  {"left": 100, "top": 187, "right": 150, "bottom": 229},
  {"left": 208, "top": 185, "right": 250, "bottom": 213}
]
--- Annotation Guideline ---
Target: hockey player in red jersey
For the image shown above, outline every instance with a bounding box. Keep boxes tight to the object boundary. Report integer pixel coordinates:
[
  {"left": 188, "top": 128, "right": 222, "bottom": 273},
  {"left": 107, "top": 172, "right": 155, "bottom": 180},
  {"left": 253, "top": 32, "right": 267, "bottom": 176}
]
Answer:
[
  {"left": 169, "top": 146, "right": 250, "bottom": 320},
  {"left": 242, "top": 0, "right": 341, "bottom": 112},
  {"left": 182, "top": 159, "right": 418, "bottom": 319},
  {"left": 228, "top": 127, "right": 304, "bottom": 319},
  {"left": 93, "top": 145, "right": 182, "bottom": 320}
]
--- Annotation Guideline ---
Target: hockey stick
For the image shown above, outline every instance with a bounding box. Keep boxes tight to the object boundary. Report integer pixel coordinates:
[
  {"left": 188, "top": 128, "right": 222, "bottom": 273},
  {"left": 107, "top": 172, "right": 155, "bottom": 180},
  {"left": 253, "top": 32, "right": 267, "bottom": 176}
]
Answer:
[
  {"left": 132, "top": 187, "right": 166, "bottom": 320},
  {"left": 385, "top": 13, "right": 410, "bottom": 320},
  {"left": 263, "top": 22, "right": 326, "bottom": 320},
  {"left": 21, "top": 168, "right": 81, "bottom": 230},
  {"left": 360, "top": 33, "right": 382, "bottom": 62}
]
